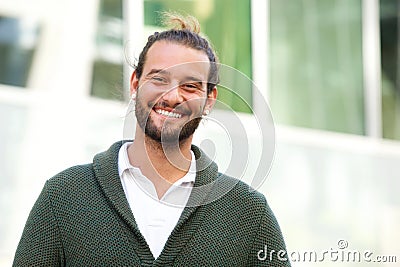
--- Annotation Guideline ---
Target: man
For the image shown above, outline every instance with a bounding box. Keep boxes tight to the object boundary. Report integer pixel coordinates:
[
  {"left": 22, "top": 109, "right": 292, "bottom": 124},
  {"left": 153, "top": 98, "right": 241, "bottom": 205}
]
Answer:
[{"left": 14, "top": 13, "right": 290, "bottom": 266}]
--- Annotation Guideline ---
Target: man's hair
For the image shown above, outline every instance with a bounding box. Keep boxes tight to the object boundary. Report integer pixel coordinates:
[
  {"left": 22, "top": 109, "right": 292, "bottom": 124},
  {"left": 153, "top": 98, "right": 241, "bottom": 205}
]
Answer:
[{"left": 134, "top": 12, "right": 219, "bottom": 94}]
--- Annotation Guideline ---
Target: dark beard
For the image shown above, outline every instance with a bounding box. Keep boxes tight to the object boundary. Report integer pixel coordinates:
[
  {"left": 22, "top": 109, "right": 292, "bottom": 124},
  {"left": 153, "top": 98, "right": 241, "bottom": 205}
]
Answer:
[{"left": 135, "top": 95, "right": 202, "bottom": 143}]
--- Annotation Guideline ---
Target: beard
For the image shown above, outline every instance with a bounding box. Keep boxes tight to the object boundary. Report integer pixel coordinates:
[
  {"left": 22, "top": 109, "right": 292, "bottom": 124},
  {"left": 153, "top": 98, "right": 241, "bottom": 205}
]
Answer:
[{"left": 135, "top": 94, "right": 202, "bottom": 143}]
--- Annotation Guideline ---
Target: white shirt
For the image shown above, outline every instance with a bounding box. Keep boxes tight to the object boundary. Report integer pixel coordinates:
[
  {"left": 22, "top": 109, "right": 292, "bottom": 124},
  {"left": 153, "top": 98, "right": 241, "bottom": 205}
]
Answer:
[{"left": 118, "top": 142, "right": 196, "bottom": 259}]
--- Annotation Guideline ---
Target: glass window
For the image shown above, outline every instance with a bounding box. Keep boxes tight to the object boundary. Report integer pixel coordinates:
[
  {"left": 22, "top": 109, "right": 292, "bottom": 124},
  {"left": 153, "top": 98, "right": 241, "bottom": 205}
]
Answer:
[
  {"left": 380, "top": 0, "right": 400, "bottom": 140},
  {"left": 90, "top": 0, "right": 124, "bottom": 101},
  {"left": 270, "top": 0, "right": 365, "bottom": 134},
  {"left": 144, "top": 0, "right": 252, "bottom": 113},
  {"left": 0, "top": 16, "right": 40, "bottom": 87}
]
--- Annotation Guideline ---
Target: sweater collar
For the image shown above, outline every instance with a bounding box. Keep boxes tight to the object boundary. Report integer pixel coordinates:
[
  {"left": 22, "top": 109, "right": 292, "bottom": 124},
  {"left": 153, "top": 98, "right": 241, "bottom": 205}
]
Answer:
[
  {"left": 93, "top": 141, "right": 219, "bottom": 210},
  {"left": 117, "top": 141, "right": 197, "bottom": 185},
  {"left": 92, "top": 140, "right": 220, "bottom": 263},
  {"left": 93, "top": 141, "right": 153, "bottom": 262}
]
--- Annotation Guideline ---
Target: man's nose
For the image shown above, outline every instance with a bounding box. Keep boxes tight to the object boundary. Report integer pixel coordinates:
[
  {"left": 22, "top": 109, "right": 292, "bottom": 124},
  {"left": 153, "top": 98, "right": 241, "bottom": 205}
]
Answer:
[{"left": 161, "top": 83, "right": 184, "bottom": 105}]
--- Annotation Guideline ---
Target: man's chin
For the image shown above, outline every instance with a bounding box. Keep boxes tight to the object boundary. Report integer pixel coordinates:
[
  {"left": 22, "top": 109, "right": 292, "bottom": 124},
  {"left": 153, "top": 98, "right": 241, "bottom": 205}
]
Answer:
[
  {"left": 143, "top": 128, "right": 194, "bottom": 146},
  {"left": 141, "top": 117, "right": 201, "bottom": 145}
]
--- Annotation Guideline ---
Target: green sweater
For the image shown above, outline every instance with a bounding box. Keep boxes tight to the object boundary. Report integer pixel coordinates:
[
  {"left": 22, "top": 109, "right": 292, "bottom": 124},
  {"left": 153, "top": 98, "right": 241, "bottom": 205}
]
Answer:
[{"left": 14, "top": 141, "right": 291, "bottom": 266}]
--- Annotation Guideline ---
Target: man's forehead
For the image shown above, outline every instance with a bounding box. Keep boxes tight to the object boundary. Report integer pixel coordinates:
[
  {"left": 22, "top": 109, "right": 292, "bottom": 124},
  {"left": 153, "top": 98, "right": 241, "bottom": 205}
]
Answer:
[
  {"left": 145, "top": 65, "right": 210, "bottom": 81},
  {"left": 143, "top": 41, "right": 210, "bottom": 76}
]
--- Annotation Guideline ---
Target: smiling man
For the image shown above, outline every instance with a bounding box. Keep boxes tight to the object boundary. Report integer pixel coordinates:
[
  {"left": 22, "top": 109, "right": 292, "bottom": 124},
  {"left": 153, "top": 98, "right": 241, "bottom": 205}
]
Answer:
[{"left": 13, "top": 13, "right": 290, "bottom": 266}]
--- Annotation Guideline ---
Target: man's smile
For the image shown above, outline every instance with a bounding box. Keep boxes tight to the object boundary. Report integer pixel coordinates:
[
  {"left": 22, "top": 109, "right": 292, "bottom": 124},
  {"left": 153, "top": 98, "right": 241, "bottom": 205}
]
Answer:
[{"left": 154, "top": 107, "right": 183, "bottom": 119}]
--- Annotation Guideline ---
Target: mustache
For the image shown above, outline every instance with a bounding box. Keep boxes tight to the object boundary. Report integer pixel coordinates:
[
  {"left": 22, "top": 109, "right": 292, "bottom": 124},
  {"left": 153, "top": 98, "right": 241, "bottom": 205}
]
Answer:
[{"left": 149, "top": 101, "right": 191, "bottom": 115}]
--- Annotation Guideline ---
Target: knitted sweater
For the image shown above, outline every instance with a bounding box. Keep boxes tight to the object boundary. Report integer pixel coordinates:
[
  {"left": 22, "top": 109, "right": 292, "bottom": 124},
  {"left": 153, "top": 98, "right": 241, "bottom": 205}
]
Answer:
[{"left": 13, "top": 141, "right": 291, "bottom": 266}]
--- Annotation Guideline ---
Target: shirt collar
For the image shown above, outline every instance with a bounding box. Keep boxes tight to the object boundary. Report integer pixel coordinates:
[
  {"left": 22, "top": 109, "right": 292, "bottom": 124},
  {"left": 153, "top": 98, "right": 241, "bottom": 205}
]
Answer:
[{"left": 118, "top": 141, "right": 196, "bottom": 184}]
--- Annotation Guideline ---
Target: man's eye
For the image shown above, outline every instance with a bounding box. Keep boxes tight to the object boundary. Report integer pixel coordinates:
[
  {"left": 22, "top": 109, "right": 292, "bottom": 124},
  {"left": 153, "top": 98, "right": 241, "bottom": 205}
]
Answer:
[
  {"left": 152, "top": 76, "right": 167, "bottom": 83},
  {"left": 182, "top": 83, "right": 199, "bottom": 90}
]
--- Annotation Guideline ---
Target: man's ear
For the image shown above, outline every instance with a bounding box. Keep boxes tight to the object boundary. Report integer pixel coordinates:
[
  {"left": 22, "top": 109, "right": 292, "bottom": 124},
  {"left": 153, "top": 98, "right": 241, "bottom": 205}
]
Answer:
[
  {"left": 130, "top": 70, "right": 139, "bottom": 96},
  {"left": 205, "top": 86, "right": 218, "bottom": 112}
]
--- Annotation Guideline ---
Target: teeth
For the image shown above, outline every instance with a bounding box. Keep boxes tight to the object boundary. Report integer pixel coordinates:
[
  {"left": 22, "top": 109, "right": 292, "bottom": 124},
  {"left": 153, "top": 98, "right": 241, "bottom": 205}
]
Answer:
[{"left": 156, "top": 109, "right": 182, "bottom": 118}]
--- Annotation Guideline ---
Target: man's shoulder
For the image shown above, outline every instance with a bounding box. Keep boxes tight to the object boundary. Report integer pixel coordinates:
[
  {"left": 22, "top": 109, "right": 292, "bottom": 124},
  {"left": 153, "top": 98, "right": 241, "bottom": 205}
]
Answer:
[
  {"left": 207, "top": 174, "right": 284, "bottom": 236},
  {"left": 211, "top": 173, "right": 268, "bottom": 211},
  {"left": 45, "top": 163, "right": 96, "bottom": 190},
  {"left": 45, "top": 140, "right": 124, "bottom": 190}
]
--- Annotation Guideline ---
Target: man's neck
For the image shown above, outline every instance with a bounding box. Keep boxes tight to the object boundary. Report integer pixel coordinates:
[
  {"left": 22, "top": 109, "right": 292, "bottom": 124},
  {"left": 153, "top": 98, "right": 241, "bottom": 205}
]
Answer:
[{"left": 127, "top": 128, "right": 193, "bottom": 198}]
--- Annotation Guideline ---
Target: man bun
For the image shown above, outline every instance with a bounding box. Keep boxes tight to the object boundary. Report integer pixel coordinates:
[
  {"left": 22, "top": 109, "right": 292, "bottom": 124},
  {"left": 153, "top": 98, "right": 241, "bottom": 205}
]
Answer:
[{"left": 161, "top": 11, "right": 201, "bottom": 34}]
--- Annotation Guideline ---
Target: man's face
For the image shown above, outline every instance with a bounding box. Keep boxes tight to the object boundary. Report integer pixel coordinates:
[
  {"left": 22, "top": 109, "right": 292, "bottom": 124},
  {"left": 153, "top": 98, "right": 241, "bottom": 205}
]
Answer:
[{"left": 132, "top": 41, "right": 217, "bottom": 143}]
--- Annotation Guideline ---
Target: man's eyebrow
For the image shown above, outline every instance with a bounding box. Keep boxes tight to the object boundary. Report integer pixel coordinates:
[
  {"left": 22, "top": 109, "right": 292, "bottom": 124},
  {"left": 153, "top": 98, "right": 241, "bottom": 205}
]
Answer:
[
  {"left": 183, "top": 76, "right": 203, "bottom": 82},
  {"left": 145, "top": 69, "right": 171, "bottom": 77}
]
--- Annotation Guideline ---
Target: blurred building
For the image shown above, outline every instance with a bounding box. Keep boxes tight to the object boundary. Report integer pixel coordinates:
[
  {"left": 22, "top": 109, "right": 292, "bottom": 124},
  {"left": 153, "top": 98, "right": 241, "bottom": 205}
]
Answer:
[{"left": 1, "top": 0, "right": 399, "bottom": 266}]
